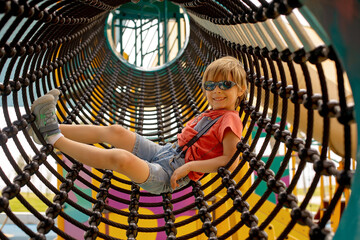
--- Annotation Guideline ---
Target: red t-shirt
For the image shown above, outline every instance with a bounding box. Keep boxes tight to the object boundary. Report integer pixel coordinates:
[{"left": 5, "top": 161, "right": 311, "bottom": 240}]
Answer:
[{"left": 177, "top": 109, "right": 243, "bottom": 181}]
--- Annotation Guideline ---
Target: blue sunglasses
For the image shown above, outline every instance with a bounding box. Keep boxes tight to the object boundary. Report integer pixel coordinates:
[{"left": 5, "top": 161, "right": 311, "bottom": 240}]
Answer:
[{"left": 203, "top": 80, "right": 236, "bottom": 91}]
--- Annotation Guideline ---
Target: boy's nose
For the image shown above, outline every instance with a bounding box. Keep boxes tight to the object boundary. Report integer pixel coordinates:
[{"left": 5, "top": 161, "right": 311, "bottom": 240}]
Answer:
[{"left": 214, "top": 85, "right": 222, "bottom": 92}]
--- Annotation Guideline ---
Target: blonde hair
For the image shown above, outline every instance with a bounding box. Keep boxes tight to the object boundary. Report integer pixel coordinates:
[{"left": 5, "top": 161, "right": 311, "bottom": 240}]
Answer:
[{"left": 202, "top": 56, "right": 248, "bottom": 105}]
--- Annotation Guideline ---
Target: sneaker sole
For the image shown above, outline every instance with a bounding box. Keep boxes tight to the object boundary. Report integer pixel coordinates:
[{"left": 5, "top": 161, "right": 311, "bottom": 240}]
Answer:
[{"left": 27, "top": 125, "right": 41, "bottom": 144}]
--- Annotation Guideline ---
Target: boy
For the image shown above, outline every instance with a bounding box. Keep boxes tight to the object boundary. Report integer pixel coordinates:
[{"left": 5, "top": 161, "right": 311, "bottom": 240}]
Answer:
[{"left": 28, "top": 56, "right": 247, "bottom": 194}]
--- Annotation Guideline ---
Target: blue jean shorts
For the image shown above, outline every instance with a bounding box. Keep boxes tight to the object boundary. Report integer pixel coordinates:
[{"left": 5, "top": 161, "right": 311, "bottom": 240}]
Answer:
[{"left": 132, "top": 133, "right": 191, "bottom": 194}]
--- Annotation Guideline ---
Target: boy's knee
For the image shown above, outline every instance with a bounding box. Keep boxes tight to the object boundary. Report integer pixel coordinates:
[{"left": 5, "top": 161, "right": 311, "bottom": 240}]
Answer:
[
  {"left": 103, "top": 125, "right": 126, "bottom": 141},
  {"left": 107, "top": 125, "right": 126, "bottom": 135},
  {"left": 108, "top": 149, "right": 131, "bottom": 172},
  {"left": 102, "top": 124, "right": 135, "bottom": 151}
]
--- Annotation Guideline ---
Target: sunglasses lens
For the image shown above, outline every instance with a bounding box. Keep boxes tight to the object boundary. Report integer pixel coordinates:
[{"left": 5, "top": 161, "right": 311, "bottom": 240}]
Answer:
[
  {"left": 204, "top": 81, "right": 216, "bottom": 91},
  {"left": 222, "top": 81, "right": 231, "bottom": 90},
  {"left": 221, "top": 81, "right": 233, "bottom": 90}
]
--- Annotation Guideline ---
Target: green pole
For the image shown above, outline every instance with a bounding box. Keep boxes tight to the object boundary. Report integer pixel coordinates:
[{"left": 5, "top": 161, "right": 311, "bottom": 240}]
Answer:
[
  {"left": 119, "top": 17, "right": 123, "bottom": 56},
  {"left": 141, "top": 16, "right": 144, "bottom": 67},
  {"left": 157, "top": 14, "right": 161, "bottom": 65},
  {"left": 163, "top": 0, "right": 169, "bottom": 63},
  {"left": 135, "top": 20, "right": 137, "bottom": 66},
  {"left": 177, "top": 13, "right": 181, "bottom": 53}
]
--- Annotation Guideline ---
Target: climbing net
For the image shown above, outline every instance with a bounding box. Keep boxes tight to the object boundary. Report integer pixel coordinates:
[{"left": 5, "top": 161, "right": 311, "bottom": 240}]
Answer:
[{"left": 0, "top": 0, "right": 356, "bottom": 239}]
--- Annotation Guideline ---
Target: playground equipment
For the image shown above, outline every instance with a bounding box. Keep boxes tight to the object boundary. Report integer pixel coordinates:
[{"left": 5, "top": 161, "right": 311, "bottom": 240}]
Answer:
[{"left": 0, "top": 0, "right": 359, "bottom": 239}]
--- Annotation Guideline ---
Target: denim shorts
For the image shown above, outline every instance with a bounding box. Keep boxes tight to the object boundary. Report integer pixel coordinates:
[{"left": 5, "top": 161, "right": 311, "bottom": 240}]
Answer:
[{"left": 132, "top": 133, "right": 190, "bottom": 194}]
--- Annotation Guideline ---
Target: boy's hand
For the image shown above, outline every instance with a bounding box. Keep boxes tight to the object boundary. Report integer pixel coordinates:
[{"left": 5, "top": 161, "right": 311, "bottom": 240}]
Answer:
[{"left": 170, "top": 164, "right": 190, "bottom": 190}]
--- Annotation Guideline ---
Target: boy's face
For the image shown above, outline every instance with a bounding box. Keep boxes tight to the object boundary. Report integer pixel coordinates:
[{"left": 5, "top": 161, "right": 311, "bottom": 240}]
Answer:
[{"left": 205, "top": 73, "right": 244, "bottom": 110}]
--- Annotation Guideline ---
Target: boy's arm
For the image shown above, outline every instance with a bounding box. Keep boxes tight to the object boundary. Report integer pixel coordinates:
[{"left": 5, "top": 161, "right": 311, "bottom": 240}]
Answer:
[{"left": 170, "top": 129, "right": 240, "bottom": 189}]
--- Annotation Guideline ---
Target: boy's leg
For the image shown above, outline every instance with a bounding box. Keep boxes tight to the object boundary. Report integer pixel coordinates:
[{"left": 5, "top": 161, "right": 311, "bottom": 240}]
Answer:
[
  {"left": 54, "top": 136, "right": 149, "bottom": 183},
  {"left": 29, "top": 89, "right": 136, "bottom": 151},
  {"left": 59, "top": 124, "right": 136, "bottom": 152},
  {"left": 49, "top": 88, "right": 136, "bottom": 151},
  {"left": 29, "top": 93, "right": 149, "bottom": 183}
]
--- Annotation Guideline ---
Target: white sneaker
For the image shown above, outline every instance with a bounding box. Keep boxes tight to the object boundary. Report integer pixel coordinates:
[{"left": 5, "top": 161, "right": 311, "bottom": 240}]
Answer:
[{"left": 28, "top": 94, "right": 60, "bottom": 144}]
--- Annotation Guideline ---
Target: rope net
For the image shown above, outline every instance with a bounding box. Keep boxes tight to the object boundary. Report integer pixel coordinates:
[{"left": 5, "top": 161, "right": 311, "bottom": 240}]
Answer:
[{"left": 0, "top": 0, "right": 356, "bottom": 239}]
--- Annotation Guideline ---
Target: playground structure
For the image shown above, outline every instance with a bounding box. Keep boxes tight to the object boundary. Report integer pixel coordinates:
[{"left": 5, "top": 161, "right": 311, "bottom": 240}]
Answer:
[{"left": 0, "top": 0, "right": 359, "bottom": 239}]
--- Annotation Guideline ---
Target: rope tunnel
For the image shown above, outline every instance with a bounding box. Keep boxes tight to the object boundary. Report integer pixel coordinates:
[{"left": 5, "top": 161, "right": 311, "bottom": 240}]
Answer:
[{"left": 0, "top": 0, "right": 359, "bottom": 239}]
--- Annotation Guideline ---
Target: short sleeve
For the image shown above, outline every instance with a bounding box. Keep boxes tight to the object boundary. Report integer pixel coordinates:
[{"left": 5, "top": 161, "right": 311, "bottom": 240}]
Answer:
[{"left": 217, "top": 111, "right": 243, "bottom": 141}]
